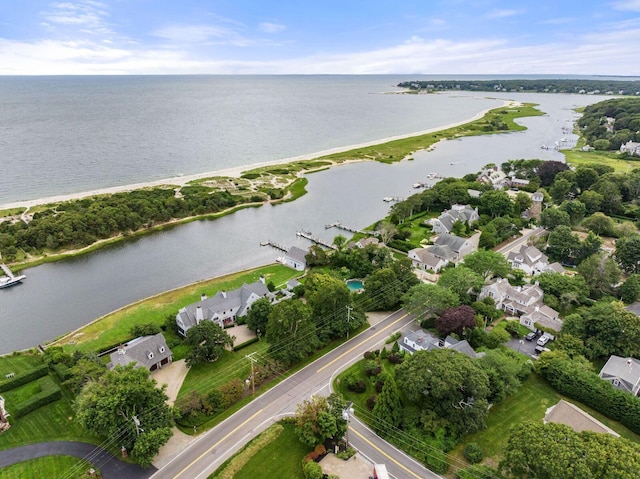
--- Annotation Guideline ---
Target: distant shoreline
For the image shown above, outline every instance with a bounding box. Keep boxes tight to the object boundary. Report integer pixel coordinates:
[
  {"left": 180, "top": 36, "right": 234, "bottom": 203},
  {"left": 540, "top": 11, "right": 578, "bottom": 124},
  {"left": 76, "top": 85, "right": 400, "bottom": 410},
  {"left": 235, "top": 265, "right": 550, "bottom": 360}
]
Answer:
[{"left": 0, "top": 99, "right": 508, "bottom": 211}]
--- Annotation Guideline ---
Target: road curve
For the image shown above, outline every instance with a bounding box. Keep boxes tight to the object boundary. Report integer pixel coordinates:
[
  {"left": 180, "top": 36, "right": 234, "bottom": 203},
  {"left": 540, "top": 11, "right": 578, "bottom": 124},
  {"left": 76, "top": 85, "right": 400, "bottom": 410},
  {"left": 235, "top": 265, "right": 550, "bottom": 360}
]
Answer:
[{"left": 151, "top": 309, "right": 441, "bottom": 479}]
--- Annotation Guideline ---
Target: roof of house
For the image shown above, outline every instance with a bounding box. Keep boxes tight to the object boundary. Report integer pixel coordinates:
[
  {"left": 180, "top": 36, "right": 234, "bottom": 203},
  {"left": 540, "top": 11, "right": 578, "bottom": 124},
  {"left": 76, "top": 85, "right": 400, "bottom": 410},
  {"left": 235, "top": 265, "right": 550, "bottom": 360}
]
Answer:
[
  {"left": 177, "top": 279, "right": 269, "bottom": 330},
  {"left": 285, "top": 246, "right": 308, "bottom": 264},
  {"left": 544, "top": 400, "right": 619, "bottom": 436},
  {"left": 434, "top": 205, "right": 478, "bottom": 232},
  {"left": 542, "top": 262, "right": 566, "bottom": 274},
  {"left": 434, "top": 232, "right": 468, "bottom": 253},
  {"left": 599, "top": 355, "right": 640, "bottom": 393},
  {"left": 507, "top": 245, "right": 547, "bottom": 268},
  {"left": 401, "top": 329, "right": 440, "bottom": 354},
  {"left": 357, "top": 237, "right": 380, "bottom": 247},
  {"left": 108, "top": 333, "right": 172, "bottom": 370},
  {"left": 444, "top": 336, "right": 478, "bottom": 358}
]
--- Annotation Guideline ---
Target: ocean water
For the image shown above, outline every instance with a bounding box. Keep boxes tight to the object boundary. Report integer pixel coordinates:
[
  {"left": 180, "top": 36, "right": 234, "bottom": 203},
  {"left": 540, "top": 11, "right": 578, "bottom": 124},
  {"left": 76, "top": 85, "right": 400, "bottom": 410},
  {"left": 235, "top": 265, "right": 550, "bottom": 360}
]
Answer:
[{"left": 0, "top": 75, "right": 503, "bottom": 204}]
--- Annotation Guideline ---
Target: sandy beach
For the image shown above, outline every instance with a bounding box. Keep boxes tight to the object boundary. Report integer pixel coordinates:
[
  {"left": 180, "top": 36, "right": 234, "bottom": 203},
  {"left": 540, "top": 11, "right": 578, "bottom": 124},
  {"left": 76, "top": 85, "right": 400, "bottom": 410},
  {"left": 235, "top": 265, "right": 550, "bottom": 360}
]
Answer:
[{"left": 0, "top": 99, "right": 510, "bottom": 211}]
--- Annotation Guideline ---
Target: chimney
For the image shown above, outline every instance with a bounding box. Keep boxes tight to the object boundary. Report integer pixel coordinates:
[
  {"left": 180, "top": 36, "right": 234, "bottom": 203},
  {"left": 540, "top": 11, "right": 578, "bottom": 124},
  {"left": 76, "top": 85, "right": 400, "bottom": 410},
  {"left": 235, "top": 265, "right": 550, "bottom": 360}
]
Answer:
[
  {"left": 221, "top": 291, "right": 227, "bottom": 298},
  {"left": 201, "top": 293, "right": 207, "bottom": 301},
  {"left": 196, "top": 305, "right": 204, "bottom": 322},
  {"left": 259, "top": 275, "right": 266, "bottom": 284}
]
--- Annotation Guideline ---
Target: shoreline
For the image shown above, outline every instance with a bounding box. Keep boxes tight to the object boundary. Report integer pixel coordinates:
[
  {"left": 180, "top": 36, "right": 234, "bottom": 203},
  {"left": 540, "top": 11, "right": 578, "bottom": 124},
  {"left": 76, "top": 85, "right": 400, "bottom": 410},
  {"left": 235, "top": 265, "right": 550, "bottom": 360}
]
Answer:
[{"left": 0, "top": 99, "right": 510, "bottom": 211}]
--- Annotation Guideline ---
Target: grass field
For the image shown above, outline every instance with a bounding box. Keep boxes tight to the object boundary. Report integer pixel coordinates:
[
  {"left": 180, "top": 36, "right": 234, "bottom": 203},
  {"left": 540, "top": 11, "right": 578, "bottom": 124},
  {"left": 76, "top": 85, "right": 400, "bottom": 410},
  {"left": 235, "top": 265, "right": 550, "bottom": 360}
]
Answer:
[
  {"left": 0, "top": 455, "right": 98, "bottom": 479},
  {"left": 563, "top": 149, "right": 640, "bottom": 173},
  {"left": 209, "top": 422, "right": 308, "bottom": 479},
  {"left": 55, "top": 264, "right": 301, "bottom": 354}
]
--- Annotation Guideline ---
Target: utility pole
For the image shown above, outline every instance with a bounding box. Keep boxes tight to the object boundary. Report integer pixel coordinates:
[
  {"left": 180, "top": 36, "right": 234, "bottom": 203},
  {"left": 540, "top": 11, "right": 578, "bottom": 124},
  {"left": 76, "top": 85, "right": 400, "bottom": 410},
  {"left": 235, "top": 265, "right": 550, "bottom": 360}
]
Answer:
[
  {"left": 342, "top": 401, "right": 354, "bottom": 448},
  {"left": 346, "top": 305, "right": 353, "bottom": 339},
  {"left": 132, "top": 415, "right": 143, "bottom": 436},
  {"left": 246, "top": 352, "right": 257, "bottom": 395}
]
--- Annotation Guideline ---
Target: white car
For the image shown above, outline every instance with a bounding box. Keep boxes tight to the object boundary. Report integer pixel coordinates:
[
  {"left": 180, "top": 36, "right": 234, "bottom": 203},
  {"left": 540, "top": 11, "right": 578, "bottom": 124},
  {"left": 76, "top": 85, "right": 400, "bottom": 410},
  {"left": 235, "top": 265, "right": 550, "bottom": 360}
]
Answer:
[{"left": 536, "top": 336, "right": 550, "bottom": 347}]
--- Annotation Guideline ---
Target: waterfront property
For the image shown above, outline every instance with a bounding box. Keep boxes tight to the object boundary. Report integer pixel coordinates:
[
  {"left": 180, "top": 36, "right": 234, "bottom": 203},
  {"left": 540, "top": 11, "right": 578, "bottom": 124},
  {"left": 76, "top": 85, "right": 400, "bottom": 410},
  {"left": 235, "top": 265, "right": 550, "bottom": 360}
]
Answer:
[
  {"left": 107, "top": 332, "right": 173, "bottom": 371},
  {"left": 408, "top": 232, "right": 480, "bottom": 273},
  {"left": 176, "top": 278, "right": 272, "bottom": 336},
  {"left": 429, "top": 204, "right": 479, "bottom": 234},
  {"left": 283, "top": 246, "right": 308, "bottom": 271}
]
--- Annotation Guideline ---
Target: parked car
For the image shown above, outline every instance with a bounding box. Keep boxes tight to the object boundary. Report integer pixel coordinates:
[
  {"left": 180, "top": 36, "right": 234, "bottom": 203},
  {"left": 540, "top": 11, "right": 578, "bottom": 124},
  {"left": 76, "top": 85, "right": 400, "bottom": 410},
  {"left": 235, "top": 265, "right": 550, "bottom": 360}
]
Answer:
[
  {"left": 525, "top": 332, "right": 536, "bottom": 341},
  {"left": 534, "top": 345, "right": 550, "bottom": 355},
  {"left": 537, "top": 335, "right": 550, "bottom": 347}
]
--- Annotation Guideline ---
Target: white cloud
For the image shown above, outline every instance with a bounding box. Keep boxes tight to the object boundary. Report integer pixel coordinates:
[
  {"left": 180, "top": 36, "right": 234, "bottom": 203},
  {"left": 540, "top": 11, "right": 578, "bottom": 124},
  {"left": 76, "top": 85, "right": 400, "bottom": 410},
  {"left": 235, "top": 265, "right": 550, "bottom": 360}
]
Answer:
[
  {"left": 43, "top": 1, "right": 108, "bottom": 28},
  {"left": 259, "top": 22, "right": 285, "bottom": 34},
  {"left": 485, "top": 9, "right": 523, "bottom": 19},
  {"left": 152, "top": 24, "right": 253, "bottom": 47},
  {"left": 612, "top": 0, "right": 640, "bottom": 11}
]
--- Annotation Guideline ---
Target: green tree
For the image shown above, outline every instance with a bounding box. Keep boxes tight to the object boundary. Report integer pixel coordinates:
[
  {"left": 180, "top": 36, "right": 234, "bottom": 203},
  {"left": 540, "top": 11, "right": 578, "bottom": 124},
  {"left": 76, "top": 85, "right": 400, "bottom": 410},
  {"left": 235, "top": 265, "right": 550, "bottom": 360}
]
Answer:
[
  {"left": 550, "top": 178, "right": 574, "bottom": 204},
  {"left": 185, "top": 321, "right": 234, "bottom": 367},
  {"left": 396, "top": 349, "right": 490, "bottom": 434},
  {"left": 295, "top": 394, "right": 346, "bottom": 448},
  {"left": 245, "top": 297, "right": 272, "bottom": 337},
  {"left": 575, "top": 166, "right": 600, "bottom": 192},
  {"left": 513, "top": 192, "right": 532, "bottom": 216},
  {"left": 582, "top": 212, "right": 615, "bottom": 236},
  {"left": 480, "top": 190, "right": 513, "bottom": 218},
  {"left": 616, "top": 234, "right": 640, "bottom": 274},
  {"left": 74, "top": 365, "right": 173, "bottom": 467},
  {"left": 546, "top": 225, "right": 581, "bottom": 263},
  {"left": 539, "top": 207, "right": 571, "bottom": 229},
  {"left": 619, "top": 274, "right": 640, "bottom": 303},
  {"left": 560, "top": 200, "right": 587, "bottom": 225},
  {"left": 580, "top": 301, "right": 640, "bottom": 358},
  {"left": 266, "top": 299, "right": 319, "bottom": 365},
  {"left": 462, "top": 249, "right": 511, "bottom": 281},
  {"left": 579, "top": 190, "right": 604, "bottom": 215},
  {"left": 402, "top": 283, "right": 459, "bottom": 322},
  {"left": 438, "top": 266, "right": 484, "bottom": 304},
  {"left": 577, "top": 253, "right": 621, "bottom": 299},
  {"left": 372, "top": 376, "right": 403, "bottom": 433},
  {"left": 363, "top": 267, "right": 404, "bottom": 311}
]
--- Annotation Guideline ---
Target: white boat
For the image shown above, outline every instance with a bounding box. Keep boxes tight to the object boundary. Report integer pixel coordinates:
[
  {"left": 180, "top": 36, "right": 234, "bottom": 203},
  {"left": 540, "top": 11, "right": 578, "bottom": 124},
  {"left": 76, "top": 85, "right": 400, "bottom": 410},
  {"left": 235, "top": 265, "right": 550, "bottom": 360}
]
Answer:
[
  {"left": 383, "top": 197, "right": 394, "bottom": 202},
  {"left": 0, "top": 274, "right": 25, "bottom": 289}
]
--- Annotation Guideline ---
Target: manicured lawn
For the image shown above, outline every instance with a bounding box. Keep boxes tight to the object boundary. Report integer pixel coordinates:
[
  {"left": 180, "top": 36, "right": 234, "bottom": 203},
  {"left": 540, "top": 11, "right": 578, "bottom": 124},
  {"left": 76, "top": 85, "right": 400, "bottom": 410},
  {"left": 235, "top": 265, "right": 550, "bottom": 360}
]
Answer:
[
  {"left": 209, "top": 422, "right": 309, "bottom": 479},
  {"left": 0, "top": 354, "right": 43, "bottom": 378},
  {"left": 56, "top": 264, "right": 301, "bottom": 354},
  {"left": 564, "top": 149, "right": 640, "bottom": 173},
  {"left": 0, "top": 455, "right": 98, "bottom": 479}
]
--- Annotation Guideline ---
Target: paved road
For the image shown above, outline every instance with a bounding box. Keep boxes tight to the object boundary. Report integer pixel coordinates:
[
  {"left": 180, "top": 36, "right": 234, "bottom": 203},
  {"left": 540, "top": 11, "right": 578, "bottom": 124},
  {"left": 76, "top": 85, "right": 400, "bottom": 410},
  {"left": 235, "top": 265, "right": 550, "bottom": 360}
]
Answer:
[
  {"left": 152, "top": 310, "right": 441, "bottom": 479},
  {"left": 0, "top": 441, "right": 155, "bottom": 478},
  {"left": 496, "top": 227, "right": 546, "bottom": 256}
]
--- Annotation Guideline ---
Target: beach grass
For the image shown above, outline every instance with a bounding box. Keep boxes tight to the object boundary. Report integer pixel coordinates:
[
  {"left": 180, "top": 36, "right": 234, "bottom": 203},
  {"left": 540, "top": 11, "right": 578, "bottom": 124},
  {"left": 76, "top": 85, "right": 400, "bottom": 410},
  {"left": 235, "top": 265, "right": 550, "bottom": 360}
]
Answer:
[
  {"left": 563, "top": 149, "right": 640, "bottom": 173},
  {"left": 55, "top": 264, "right": 301, "bottom": 354},
  {"left": 0, "top": 456, "right": 99, "bottom": 479},
  {"left": 0, "top": 208, "right": 25, "bottom": 218}
]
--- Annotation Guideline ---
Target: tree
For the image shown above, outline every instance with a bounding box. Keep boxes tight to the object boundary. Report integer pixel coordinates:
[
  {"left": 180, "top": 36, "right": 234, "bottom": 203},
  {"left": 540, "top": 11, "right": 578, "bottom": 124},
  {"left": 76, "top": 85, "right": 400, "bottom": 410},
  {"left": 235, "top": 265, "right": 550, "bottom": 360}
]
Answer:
[
  {"left": 579, "top": 190, "right": 604, "bottom": 215},
  {"left": 363, "top": 267, "right": 405, "bottom": 311},
  {"left": 438, "top": 266, "right": 485, "bottom": 304},
  {"left": 376, "top": 221, "right": 398, "bottom": 244},
  {"left": 579, "top": 231, "right": 603, "bottom": 262},
  {"left": 577, "top": 253, "right": 621, "bottom": 299},
  {"left": 74, "top": 365, "right": 173, "bottom": 467},
  {"left": 462, "top": 250, "right": 511, "bottom": 281},
  {"left": 619, "top": 274, "right": 640, "bottom": 303},
  {"left": 616, "top": 234, "right": 640, "bottom": 274},
  {"left": 582, "top": 212, "right": 615, "bottom": 236},
  {"left": 575, "top": 166, "right": 600, "bottom": 192},
  {"left": 436, "top": 305, "right": 477, "bottom": 336},
  {"left": 550, "top": 178, "right": 574, "bottom": 204},
  {"left": 477, "top": 349, "right": 528, "bottom": 403},
  {"left": 266, "top": 299, "right": 319, "bottom": 366},
  {"left": 480, "top": 190, "right": 513, "bottom": 218},
  {"left": 546, "top": 225, "right": 581, "bottom": 264},
  {"left": 539, "top": 207, "right": 571, "bottom": 229},
  {"left": 396, "top": 349, "right": 490, "bottom": 434},
  {"left": 294, "top": 394, "right": 346, "bottom": 448},
  {"left": 245, "top": 297, "right": 272, "bottom": 337},
  {"left": 559, "top": 200, "right": 587, "bottom": 225},
  {"left": 537, "top": 161, "right": 569, "bottom": 187},
  {"left": 513, "top": 192, "right": 532, "bottom": 216},
  {"left": 332, "top": 234, "right": 347, "bottom": 252},
  {"left": 372, "top": 376, "right": 403, "bottom": 433},
  {"left": 402, "top": 283, "right": 459, "bottom": 322},
  {"left": 185, "top": 321, "right": 234, "bottom": 367},
  {"left": 579, "top": 301, "right": 640, "bottom": 358}
]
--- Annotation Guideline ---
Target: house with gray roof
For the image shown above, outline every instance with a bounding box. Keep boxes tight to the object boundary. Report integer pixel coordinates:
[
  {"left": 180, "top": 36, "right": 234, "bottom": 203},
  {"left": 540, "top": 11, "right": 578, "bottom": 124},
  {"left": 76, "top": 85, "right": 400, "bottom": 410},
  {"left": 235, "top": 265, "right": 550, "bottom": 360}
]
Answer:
[
  {"left": 400, "top": 329, "right": 479, "bottom": 358},
  {"left": 176, "top": 278, "right": 271, "bottom": 336},
  {"left": 621, "top": 141, "right": 640, "bottom": 157},
  {"left": 107, "top": 333, "right": 172, "bottom": 372},
  {"left": 599, "top": 355, "right": 640, "bottom": 396},
  {"left": 507, "top": 245, "right": 565, "bottom": 276},
  {"left": 408, "top": 232, "right": 480, "bottom": 273},
  {"left": 479, "top": 278, "right": 561, "bottom": 331},
  {"left": 430, "top": 204, "right": 479, "bottom": 235},
  {"left": 284, "top": 246, "right": 307, "bottom": 271},
  {"left": 544, "top": 400, "right": 619, "bottom": 436}
]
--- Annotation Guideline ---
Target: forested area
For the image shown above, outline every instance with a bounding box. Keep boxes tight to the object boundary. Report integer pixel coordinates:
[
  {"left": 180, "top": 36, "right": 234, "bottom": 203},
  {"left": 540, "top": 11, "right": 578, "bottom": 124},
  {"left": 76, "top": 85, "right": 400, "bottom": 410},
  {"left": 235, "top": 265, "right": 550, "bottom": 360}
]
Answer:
[
  {"left": 577, "top": 97, "right": 640, "bottom": 151},
  {"left": 398, "top": 78, "right": 640, "bottom": 95}
]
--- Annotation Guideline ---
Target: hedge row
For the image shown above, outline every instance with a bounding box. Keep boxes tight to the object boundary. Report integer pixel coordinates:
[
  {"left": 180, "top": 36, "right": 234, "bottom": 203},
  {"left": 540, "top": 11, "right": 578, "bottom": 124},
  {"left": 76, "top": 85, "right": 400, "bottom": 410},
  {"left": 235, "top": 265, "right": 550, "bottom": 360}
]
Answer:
[
  {"left": 52, "top": 363, "right": 72, "bottom": 382},
  {"left": 12, "top": 376, "right": 62, "bottom": 418},
  {"left": 536, "top": 353, "right": 640, "bottom": 434},
  {"left": 233, "top": 337, "right": 259, "bottom": 352},
  {"left": 0, "top": 364, "right": 48, "bottom": 392}
]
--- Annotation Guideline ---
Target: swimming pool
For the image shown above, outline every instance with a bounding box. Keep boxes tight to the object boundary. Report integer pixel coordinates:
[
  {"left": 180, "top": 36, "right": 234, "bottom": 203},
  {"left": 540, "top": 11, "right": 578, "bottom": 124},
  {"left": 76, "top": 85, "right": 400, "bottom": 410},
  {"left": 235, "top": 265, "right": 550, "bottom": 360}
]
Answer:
[{"left": 346, "top": 279, "right": 364, "bottom": 292}]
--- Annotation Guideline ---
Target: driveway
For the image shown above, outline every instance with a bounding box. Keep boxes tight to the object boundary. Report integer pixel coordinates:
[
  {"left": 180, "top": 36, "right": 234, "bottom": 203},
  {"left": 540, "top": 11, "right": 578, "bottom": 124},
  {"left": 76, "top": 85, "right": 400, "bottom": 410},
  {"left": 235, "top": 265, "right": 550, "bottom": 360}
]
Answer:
[
  {"left": 506, "top": 335, "right": 541, "bottom": 359},
  {"left": 0, "top": 442, "right": 155, "bottom": 479}
]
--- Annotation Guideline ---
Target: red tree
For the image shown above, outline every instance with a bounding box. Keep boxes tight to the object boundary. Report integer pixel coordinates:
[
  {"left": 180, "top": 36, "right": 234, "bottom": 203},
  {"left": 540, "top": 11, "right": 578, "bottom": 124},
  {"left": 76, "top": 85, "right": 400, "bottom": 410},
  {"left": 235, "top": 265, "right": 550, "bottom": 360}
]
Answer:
[{"left": 436, "top": 305, "right": 476, "bottom": 336}]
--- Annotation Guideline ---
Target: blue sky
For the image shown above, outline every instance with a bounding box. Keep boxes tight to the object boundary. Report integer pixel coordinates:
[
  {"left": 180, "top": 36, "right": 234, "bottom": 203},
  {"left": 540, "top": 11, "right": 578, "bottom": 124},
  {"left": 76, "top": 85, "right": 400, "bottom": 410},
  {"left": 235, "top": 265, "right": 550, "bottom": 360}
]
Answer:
[{"left": 1, "top": 0, "right": 639, "bottom": 75}]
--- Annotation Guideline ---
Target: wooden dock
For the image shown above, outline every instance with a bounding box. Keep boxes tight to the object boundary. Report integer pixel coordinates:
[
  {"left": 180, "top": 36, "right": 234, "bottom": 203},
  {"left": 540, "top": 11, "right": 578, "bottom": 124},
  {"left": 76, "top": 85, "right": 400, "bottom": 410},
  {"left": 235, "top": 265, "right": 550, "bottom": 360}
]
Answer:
[
  {"left": 296, "top": 230, "right": 336, "bottom": 250},
  {"left": 0, "top": 264, "right": 14, "bottom": 278},
  {"left": 260, "top": 240, "right": 288, "bottom": 253},
  {"left": 325, "top": 222, "right": 380, "bottom": 237}
]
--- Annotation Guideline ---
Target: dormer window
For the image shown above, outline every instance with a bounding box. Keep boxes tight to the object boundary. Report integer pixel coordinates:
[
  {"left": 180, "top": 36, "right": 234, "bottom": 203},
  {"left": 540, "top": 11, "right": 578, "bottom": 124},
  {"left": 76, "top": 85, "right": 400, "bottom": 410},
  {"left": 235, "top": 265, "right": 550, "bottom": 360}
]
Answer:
[
  {"left": 147, "top": 352, "right": 154, "bottom": 360},
  {"left": 159, "top": 346, "right": 165, "bottom": 354}
]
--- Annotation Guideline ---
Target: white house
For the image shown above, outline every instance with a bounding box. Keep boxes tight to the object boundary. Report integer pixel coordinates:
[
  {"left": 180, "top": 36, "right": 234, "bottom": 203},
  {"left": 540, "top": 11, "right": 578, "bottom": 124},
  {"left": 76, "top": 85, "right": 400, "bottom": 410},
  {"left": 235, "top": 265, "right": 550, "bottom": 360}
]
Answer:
[
  {"left": 400, "top": 329, "right": 478, "bottom": 358},
  {"left": 507, "top": 245, "right": 565, "bottom": 276},
  {"left": 478, "top": 166, "right": 509, "bottom": 189},
  {"left": 620, "top": 141, "right": 640, "bottom": 157},
  {"left": 479, "top": 278, "right": 561, "bottom": 331},
  {"left": 599, "top": 356, "right": 640, "bottom": 396},
  {"left": 284, "top": 246, "right": 308, "bottom": 271}
]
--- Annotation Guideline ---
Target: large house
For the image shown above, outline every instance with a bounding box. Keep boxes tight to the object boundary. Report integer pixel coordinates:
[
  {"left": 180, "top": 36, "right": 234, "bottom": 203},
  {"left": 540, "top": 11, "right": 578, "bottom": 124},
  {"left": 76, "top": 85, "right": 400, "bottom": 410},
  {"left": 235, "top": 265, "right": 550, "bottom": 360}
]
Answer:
[
  {"left": 599, "top": 355, "right": 640, "bottom": 396},
  {"left": 107, "top": 333, "right": 172, "bottom": 372},
  {"left": 176, "top": 278, "right": 272, "bottom": 336},
  {"left": 478, "top": 166, "right": 509, "bottom": 189},
  {"left": 430, "top": 204, "right": 479, "bottom": 234},
  {"left": 400, "top": 329, "right": 479, "bottom": 358},
  {"left": 408, "top": 232, "right": 480, "bottom": 273},
  {"left": 507, "top": 244, "right": 565, "bottom": 276},
  {"left": 620, "top": 141, "right": 640, "bottom": 157},
  {"left": 479, "top": 278, "right": 561, "bottom": 331}
]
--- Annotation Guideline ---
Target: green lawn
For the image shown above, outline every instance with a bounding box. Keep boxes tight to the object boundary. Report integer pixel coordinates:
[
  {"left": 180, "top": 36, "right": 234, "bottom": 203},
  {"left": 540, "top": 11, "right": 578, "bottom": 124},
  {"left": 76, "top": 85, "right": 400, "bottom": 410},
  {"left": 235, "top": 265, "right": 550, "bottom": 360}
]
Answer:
[
  {"left": 0, "top": 455, "right": 98, "bottom": 479},
  {"left": 209, "top": 422, "right": 309, "bottom": 479},
  {"left": 0, "top": 354, "right": 43, "bottom": 378},
  {"left": 55, "top": 264, "right": 301, "bottom": 354},
  {"left": 563, "top": 149, "right": 640, "bottom": 173}
]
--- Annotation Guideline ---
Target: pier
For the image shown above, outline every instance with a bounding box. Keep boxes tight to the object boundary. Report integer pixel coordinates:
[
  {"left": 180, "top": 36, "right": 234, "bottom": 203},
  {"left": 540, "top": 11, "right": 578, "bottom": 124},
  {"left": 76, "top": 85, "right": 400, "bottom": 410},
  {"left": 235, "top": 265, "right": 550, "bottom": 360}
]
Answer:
[
  {"left": 259, "top": 240, "right": 288, "bottom": 253},
  {"left": 0, "top": 264, "right": 13, "bottom": 278},
  {"left": 296, "top": 230, "right": 336, "bottom": 250},
  {"left": 325, "top": 222, "right": 380, "bottom": 237}
]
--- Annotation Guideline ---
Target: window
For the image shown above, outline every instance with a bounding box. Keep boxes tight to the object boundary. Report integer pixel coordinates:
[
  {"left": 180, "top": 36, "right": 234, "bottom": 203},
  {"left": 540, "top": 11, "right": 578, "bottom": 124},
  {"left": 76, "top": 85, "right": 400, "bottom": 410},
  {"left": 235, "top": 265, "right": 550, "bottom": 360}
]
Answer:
[
  {"left": 159, "top": 346, "right": 165, "bottom": 353},
  {"left": 613, "top": 379, "right": 620, "bottom": 386},
  {"left": 147, "top": 352, "right": 154, "bottom": 360}
]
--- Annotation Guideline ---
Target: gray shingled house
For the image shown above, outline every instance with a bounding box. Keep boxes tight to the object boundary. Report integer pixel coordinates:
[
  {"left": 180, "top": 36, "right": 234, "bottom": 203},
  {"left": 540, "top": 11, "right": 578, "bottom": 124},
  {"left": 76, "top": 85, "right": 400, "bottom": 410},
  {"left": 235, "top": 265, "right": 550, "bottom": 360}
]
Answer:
[
  {"left": 284, "top": 246, "right": 307, "bottom": 271},
  {"left": 107, "top": 333, "right": 172, "bottom": 372},
  {"left": 408, "top": 232, "right": 480, "bottom": 272},
  {"left": 176, "top": 278, "right": 271, "bottom": 336},
  {"left": 599, "top": 355, "right": 640, "bottom": 396},
  {"left": 430, "top": 204, "right": 479, "bottom": 234}
]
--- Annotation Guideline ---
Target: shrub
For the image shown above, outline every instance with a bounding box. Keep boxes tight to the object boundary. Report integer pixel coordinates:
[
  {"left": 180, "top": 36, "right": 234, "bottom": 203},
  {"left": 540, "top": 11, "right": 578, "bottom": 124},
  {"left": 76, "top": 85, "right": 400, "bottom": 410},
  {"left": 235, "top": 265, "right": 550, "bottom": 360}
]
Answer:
[
  {"left": 464, "top": 443, "right": 483, "bottom": 464},
  {"left": 363, "top": 360, "right": 381, "bottom": 377},
  {"left": 344, "top": 374, "right": 366, "bottom": 393},
  {"left": 219, "top": 378, "right": 244, "bottom": 408},
  {"left": 130, "top": 322, "right": 162, "bottom": 337},
  {"left": 0, "top": 364, "right": 48, "bottom": 392},
  {"left": 387, "top": 353, "right": 403, "bottom": 364},
  {"left": 302, "top": 460, "right": 323, "bottom": 479},
  {"left": 232, "top": 337, "right": 259, "bottom": 351},
  {"left": 13, "top": 376, "right": 62, "bottom": 418},
  {"left": 504, "top": 321, "right": 521, "bottom": 338},
  {"left": 52, "top": 363, "right": 71, "bottom": 382},
  {"left": 366, "top": 395, "right": 377, "bottom": 411}
]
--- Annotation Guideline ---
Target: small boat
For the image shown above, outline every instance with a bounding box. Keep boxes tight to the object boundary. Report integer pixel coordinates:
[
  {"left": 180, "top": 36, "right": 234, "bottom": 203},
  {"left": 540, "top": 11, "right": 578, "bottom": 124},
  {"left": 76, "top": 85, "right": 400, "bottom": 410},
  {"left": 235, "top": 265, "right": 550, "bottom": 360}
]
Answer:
[
  {"left": 383, "top": 197, "right": 394, "bottom": 202},
  {"left": 0, "top": 274, "right": 25, "bottom": 289},
  {"left": 412, "top": 182, "right": 424, "bottom": 188}
]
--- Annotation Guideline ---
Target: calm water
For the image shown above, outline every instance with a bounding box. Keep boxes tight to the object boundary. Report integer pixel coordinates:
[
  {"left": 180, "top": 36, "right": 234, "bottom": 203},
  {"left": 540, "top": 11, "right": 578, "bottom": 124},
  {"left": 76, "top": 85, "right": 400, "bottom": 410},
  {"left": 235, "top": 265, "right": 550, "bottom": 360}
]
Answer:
[{"left": 0, "top": 77, "right": 610, "bottom": 353}]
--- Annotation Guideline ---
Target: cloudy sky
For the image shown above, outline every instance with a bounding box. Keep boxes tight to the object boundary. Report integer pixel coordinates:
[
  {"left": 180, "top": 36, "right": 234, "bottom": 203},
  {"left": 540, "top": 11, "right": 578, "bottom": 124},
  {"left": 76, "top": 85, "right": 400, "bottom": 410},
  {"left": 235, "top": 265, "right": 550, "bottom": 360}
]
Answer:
[{"left": 1, "top": 0, "right": 639, "bottom": 75}]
